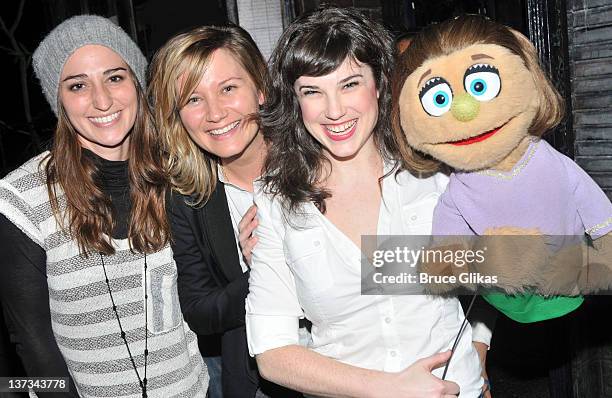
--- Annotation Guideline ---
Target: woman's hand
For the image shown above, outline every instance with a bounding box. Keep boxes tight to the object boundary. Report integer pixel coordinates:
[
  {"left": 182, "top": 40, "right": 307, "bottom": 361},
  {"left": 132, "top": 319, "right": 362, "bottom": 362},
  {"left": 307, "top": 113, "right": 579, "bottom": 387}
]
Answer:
[
  {"left": 238, "top": 204, "right": 259, "bottom": 265},
  {"left": 473, "top": 341, "right": 491, "bottom": 398},
  {"left": 385, "top": 351, "right": 460, "bottom": 398},
  {"left": 256, "top": 345, "right": 461, "bottom": 398}
]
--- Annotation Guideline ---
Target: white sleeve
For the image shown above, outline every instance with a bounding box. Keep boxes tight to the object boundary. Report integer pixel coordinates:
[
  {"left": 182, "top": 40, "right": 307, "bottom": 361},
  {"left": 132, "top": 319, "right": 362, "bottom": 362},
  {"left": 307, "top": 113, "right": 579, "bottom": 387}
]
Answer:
[
  {"left": 470, "top": 320, "right": 493, "bottom": 346},
  {"left": 468, "top": 296, "right": 497, "bottom": 347},
  {"left": 245, "top": 190, "right": 304, "bottom": 356}
]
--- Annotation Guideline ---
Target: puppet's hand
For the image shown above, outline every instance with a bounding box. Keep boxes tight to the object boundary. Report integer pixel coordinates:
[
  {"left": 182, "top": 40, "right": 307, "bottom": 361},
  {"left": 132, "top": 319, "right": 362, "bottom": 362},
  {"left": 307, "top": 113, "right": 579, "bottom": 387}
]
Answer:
[
  {"left": 539, "top": 238, "right": 583, "bottom": 296},
  {"left": 538, "top": 233, "right": 612, "bottom": 295},
  {"left": 417, "top": 238, "right": 474, "bottom": 294},
  {"left": 577, "top": 233, "right": 612, "bottom": 294},
  {"left": 474, "top": 227, "right": 548, "bottom": 294}
]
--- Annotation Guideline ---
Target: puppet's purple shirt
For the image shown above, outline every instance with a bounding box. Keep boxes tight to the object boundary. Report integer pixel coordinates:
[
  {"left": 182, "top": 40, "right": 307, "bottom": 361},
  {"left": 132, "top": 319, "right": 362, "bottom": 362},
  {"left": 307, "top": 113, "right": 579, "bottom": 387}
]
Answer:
[{"left": 433, "top": 139, "right": 612, "bottom": 239}]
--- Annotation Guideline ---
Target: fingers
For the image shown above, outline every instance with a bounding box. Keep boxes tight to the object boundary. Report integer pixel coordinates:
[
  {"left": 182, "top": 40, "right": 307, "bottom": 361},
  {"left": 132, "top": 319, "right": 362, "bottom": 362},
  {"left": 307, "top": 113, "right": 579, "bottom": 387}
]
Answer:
[
  {"left": 241, "top": 236, "right": 259, "bottom": 265},
  {"left": 419, "top": 350, "right": 452, "bottom": 371},
  {"left": 441, "top": 379, "right": 460, "bottom": 395},
  {"left": 239, "top": 217, "right": 258, "bottom": 244},
  {"left": 238, "top": 205, "right": 258, "bottom": 231},
  {"left": 238, "top": 205, "right": 259, "bottom": 266}
]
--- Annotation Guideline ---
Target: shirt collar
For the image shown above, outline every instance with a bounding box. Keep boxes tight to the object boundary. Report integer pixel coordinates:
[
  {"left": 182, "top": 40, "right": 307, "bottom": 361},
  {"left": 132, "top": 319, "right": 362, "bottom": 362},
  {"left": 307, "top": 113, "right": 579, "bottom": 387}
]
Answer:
[{"left": 217, "top": 163, "right": 253, "bottom": 193}]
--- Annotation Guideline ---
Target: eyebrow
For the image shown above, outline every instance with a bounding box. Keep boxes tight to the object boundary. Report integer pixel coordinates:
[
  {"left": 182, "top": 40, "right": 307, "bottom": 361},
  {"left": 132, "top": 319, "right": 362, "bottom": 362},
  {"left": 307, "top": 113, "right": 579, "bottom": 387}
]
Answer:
[
  {"left": 297, "top": 83, "right": 316, "bottom": 91},
  {"left": 62, "top": 73, "right": 87, "bottom": 82},
  {"left": 471, "top": 53, "right": 495, "bottom": 61},
  {"left": 104, "top": 67, "right": 127, "bottom": 75},
  {"left": 417, "top": 69, "right": 432, "bottom": 87},
  {"left": 339, "top": 74, "right": 363, "bottom": 84},
  {"left": 62, "top": 67, "right": 127, "bottom": 82},
  {"left": 219, "top": 77, "right": 244, "bottom": 86},
  {"left": 297, "top": 74, "right": 364, "bottom": 91}
]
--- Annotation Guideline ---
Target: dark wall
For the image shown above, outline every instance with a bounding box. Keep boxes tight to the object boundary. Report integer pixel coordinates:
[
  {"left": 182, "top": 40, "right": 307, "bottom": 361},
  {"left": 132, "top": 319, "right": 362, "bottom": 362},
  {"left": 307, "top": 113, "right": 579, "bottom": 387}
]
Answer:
[
  {"left": 295, "top": 0, "right": 383, "bottom": 21},
  {"left": 567, "top": 0, "right": 612, "bottom": 200},
  {"left": 136, "top": 0, "right": 228, "bottom": 58}
]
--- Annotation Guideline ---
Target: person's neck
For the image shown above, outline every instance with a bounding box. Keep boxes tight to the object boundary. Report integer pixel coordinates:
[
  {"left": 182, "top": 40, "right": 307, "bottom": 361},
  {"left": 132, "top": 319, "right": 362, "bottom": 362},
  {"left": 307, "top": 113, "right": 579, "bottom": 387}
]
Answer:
[
  {"left": 221, "top": 132, "right": 266, "bottom": 192},
  {"left": 324, "top": 139, "right": 383, "bottom": 187},
  {"left": 80, "top": 142, "right": 130, "bottom": 161}
]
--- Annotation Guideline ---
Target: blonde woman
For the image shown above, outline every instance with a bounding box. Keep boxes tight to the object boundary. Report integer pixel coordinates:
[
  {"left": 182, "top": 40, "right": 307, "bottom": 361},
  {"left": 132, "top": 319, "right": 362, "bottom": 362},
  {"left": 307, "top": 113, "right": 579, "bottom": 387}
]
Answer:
[{"left": 149, "top": 25, "right": 296, "bottom": 397}]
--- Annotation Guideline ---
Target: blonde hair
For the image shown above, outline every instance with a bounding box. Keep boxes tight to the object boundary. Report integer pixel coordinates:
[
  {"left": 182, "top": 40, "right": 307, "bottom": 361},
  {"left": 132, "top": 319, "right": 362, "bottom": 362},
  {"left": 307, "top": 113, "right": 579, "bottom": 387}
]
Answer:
[
  {"left": 148, "top": 25, "right": 268, "bottom": 205},
  {"left": 391, "top": 15, "right": 564, "bottom": 174}
]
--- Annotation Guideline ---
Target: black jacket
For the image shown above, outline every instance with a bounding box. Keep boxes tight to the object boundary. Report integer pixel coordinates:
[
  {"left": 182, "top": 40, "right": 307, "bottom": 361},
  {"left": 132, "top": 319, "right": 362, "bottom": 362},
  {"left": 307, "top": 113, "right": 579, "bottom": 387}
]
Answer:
[{"left": 168, "top": 181, "right": 258, "bottom": 397}]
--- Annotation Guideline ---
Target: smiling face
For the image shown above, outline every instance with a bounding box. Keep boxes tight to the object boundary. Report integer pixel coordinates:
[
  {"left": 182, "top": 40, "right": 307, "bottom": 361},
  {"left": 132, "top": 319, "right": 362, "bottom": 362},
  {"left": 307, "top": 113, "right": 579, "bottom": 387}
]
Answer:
[
  {"left": 177, "top": 48, "right": 264, "bottom": 162},
  {"left": 294, "top": 57, "right": 380, "bottom": 162},
  {"left": 59, "top": 45, "right": 138, "bottom": 160},
  {"left": 399, "top": 44, "right": 539, "bottom": 171}
]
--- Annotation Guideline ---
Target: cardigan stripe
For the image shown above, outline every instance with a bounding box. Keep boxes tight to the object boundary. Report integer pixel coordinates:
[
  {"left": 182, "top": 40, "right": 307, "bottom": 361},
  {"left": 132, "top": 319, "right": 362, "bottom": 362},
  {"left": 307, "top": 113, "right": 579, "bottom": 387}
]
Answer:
[{"left": 0, "top": 152, "right": 207, "bottom": 397}]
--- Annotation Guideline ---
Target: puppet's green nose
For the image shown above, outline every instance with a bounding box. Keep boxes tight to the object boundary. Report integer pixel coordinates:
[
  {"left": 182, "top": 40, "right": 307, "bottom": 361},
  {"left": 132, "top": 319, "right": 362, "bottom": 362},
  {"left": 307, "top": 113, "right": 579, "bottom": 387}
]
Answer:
[{"left": 451, "top": 93, "right": 480, "bottom": 122}]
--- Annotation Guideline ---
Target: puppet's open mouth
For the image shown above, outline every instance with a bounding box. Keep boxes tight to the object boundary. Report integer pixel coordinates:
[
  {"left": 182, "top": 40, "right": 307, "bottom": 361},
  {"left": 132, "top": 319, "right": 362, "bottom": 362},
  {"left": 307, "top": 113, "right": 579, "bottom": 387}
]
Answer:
[{"left": 449, "top": 122, "right": 508, "bottom": 146}]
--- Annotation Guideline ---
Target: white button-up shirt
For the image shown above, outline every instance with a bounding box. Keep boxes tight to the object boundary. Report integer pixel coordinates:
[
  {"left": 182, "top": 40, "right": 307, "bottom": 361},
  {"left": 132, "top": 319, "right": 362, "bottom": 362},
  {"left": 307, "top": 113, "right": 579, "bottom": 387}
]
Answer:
[{"left": 246, "top": 168, "right": 483, "bottom": 397}]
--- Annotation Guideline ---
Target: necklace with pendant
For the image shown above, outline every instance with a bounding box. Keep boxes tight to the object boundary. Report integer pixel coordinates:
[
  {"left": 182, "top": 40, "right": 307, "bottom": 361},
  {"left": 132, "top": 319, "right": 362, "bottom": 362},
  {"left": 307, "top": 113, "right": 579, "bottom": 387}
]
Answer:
[{"left": 100, "top": 252, "right": 149, "bottom": 397}]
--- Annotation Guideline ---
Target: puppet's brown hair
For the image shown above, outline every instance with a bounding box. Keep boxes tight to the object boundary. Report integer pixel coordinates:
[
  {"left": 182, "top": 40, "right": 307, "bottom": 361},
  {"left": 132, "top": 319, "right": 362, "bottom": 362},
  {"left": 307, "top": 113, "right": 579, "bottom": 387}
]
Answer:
[{"left": 391, "top": 15, "right": 564, "bottom": 174}]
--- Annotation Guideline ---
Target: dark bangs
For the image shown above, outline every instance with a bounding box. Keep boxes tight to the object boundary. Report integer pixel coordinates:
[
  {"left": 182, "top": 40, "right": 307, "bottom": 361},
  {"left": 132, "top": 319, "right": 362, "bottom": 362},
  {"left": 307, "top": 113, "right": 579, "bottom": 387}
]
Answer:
[
  {"left": 279, "top": 11, "right": 389, "bottom": 90},
  {"left": 262, "top": 7, "right": 398, "bottom": 216},
  {"left": 282, "top": 29, "right": 354, "bottom": 84}
]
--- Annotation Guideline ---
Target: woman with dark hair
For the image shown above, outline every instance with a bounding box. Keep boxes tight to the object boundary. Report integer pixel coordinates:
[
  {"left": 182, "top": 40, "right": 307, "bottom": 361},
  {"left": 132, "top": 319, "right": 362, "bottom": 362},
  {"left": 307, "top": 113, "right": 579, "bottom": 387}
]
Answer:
[
  {"left": 0, "top": 15, "right": 207, "bottom": 397},
  {"left": 245, "top": 7, "right": 483, "bottom": 397},
  {"left": 149, "top": 25, "right": 300, "bottom": 397}
]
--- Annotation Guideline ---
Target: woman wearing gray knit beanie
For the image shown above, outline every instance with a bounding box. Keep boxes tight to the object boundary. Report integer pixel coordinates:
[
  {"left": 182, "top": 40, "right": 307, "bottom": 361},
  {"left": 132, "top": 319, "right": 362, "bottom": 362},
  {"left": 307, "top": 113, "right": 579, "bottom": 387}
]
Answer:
[{"left": 0, "top": 15, "right": 208, "bottom": 397}]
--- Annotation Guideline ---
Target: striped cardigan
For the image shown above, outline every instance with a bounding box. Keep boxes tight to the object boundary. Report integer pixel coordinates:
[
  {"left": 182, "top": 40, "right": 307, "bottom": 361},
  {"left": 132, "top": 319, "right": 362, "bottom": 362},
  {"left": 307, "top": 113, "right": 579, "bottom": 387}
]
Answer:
[{"left": 0, "top": 152, "right": 208, "bottom": 397}]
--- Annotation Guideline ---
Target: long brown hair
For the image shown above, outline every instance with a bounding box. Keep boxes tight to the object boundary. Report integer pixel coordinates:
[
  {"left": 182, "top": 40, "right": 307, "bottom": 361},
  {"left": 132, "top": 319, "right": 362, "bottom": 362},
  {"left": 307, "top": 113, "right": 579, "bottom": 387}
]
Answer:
[
  {"left": 391, "top": 15, "right": 564, "bottom": 174},
  {"left": 262, "top": 7, "right": 400, "bottom": 215},
  {"left": 148, "top": 25, "right": 268, "bottom": 206},
  {"left": 45, "top": 71, "right": 170, "bottom": 256}
]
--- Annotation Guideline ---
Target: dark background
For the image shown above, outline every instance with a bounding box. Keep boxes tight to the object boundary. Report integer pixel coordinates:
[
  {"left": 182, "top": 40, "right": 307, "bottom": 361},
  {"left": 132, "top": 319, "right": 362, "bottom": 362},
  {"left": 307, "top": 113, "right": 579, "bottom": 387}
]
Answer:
[{"left": 0, "top": 1, "right": 611, "bottom": 397}]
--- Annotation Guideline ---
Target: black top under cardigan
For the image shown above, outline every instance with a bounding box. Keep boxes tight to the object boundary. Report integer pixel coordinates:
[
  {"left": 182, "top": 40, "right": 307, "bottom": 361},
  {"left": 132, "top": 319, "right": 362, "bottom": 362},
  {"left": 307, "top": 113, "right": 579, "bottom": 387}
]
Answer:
[{"left": 0, "top": 150, "right": 131, "bottom": 397}]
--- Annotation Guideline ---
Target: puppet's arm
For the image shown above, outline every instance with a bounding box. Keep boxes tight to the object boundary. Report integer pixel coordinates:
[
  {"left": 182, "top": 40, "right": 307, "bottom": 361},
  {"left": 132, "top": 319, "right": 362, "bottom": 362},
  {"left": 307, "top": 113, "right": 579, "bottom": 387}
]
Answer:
[
  {"left": 422, "top": 189, "right": 477, "bottom": 293},
  {"left": 538, "top": 231, "right": 611, "bottom": 295},
  {"left": 578, "top": 232, "right": 612, "bottom": 293},
  {"left": 558, "top": 161, "right": 612, "bottom": 294},
  {"left": 475, "top": 227, "right": 550, "bottom": 294},
  {"left": 427, "top": 189, "right": 550, "bottom": 294}
]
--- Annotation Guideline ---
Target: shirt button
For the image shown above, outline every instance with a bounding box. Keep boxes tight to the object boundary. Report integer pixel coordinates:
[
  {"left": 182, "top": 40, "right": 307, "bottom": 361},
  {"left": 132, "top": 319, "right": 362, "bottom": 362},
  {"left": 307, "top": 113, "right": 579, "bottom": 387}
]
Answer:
[
  {"left": 385, "top": 317, "right": 392, "bottom": 324},
  {"left": 313, "top": 240, "right": 320, "bottom": 247},
  {"left": 410, "top": 215, "right": 417, "bottom": 222},
  {"left": 390, "top": 351, "right": 397, "bottom": 357}
]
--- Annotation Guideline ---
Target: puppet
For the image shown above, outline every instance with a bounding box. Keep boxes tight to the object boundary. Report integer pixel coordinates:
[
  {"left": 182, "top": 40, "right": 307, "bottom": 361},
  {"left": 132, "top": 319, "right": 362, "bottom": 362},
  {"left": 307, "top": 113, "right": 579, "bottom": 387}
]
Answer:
[{"left": 392, "top": 15, "right": 612, "bottom": 323}]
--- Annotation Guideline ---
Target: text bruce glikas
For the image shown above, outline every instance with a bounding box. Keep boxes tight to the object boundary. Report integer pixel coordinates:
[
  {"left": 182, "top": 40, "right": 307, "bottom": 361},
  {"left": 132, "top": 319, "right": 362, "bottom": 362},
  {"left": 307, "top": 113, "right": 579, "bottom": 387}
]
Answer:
[
  {"left": 371, "top": 246, "right": 487, "bottom": 268},
  {"left": 368, "top": 245, "right": 499, "bottom": 287}
]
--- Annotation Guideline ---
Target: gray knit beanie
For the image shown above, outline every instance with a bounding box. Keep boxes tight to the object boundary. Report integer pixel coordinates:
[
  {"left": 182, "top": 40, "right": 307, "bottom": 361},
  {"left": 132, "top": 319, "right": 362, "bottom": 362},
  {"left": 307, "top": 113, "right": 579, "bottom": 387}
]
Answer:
[{"left": 32, "top": 15, "right": 147, "bottom": 115}]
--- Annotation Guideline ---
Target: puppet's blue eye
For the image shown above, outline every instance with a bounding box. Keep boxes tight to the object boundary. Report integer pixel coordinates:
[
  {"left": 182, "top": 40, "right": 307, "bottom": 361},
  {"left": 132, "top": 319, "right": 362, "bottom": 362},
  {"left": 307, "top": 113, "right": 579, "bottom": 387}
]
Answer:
[
  {"left": 464, "top": 64, "right": 501, "bottom": 102},
  {"left": 469, "top": 79, "right": 487, "bottom": 95},
  {"left": 419, "top": 77, "right": 453, "bottom": 117},
  {"left": 434, "top": 91, "right": 450, "bottom": 107}
]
